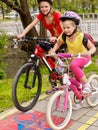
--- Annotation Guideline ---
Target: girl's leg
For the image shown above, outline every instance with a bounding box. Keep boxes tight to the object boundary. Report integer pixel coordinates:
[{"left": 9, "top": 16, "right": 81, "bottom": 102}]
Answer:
[
  {"left": 70, "top": 56, "right": 91, "bottom": 83},
  {"left": 70, "top": 56, "right": 92, "bottom": 94}
]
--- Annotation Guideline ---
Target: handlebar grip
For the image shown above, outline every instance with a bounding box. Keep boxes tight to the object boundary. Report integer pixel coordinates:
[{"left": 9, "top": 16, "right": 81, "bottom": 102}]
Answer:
[{"left": 58, "top": 53, "right": 73, "bottom": 58}]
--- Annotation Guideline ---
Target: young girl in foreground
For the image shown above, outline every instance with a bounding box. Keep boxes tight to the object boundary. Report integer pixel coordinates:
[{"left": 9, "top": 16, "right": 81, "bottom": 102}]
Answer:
[{"left": 49, "top": 11, "right": 96, "bottom": 95}]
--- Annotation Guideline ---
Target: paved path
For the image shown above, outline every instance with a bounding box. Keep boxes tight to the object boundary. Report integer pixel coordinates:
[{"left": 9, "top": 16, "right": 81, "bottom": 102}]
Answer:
[
  {"left": 33, "top": 96, "right": 98, "bottom": 130},
  {"left": 0, "top": 94, "right": 98, "bottom": 130}
]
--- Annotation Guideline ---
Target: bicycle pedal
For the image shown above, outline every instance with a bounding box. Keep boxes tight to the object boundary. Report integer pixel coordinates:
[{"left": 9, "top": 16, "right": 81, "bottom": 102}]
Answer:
[
  {"left": 83, "top": 93, "right": 91, "bottom": 97},
  {"left": 45, "top": 88, "right": 59, "bottom": 95}
]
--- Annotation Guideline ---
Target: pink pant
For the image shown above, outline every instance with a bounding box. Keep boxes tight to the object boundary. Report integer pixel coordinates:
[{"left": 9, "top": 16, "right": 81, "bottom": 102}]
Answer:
[{"left": 70, "top": 56, "right": 91, "bottom": 80}]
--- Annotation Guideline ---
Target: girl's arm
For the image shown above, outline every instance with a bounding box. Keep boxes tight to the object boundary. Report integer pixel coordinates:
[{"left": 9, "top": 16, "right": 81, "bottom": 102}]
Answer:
[
  {"left": 82, "top": 40, "right": 96, "bottom": 56},
  {"left": 17, "top": 18, "right": 39, "bottom": 39},
  {"left": 49, "top": 38, "right": 64, "bottom": 54}
]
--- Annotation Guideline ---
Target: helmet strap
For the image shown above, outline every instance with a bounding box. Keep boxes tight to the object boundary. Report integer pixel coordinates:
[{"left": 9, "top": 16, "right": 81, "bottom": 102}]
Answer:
[
  {"left": 66, "top": 27, "right": 77, "bottom": 37},
  {"left": 39, "top": 7, "right": 52, "bottom": 16}
]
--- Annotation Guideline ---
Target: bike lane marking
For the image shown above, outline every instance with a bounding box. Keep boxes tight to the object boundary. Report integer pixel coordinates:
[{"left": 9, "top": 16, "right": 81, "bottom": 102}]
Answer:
[
  {"left": 78, "top": 112, "right": 98, "bottom": 130},
  {"left": 0, "top": 110, "right": 74, "bottom": 130},
  {"left": 0, "top": 94, "right": 48, "bottom": 121}
]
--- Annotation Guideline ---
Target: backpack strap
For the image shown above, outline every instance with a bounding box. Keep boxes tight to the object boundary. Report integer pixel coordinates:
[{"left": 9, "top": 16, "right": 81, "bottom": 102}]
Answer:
[
  {"left": 83, "top": 33, "right": 88, "bottom": 50},
  {"left": 62, "top": 33, "right": 67, "bottom": 48}
]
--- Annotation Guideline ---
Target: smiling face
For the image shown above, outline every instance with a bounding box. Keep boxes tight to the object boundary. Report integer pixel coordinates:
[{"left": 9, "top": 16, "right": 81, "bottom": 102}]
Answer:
[
  {"left": 62, "top": 20, "right": 77, "bottom": 36},
  {"left": 39, "top": 1, "right": 51, "bottom": 15}
]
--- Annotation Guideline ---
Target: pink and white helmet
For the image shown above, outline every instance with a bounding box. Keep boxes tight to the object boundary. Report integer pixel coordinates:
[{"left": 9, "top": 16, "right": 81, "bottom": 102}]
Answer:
[{"left": 60, "top": 11, "right": 81, "bottom": 25}]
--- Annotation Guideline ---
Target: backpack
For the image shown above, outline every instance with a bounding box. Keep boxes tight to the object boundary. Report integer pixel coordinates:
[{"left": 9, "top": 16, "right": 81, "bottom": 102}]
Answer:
[
  {"left": 83, "top": 33, "right": 95, "bottom": 50},
  {"left": 62, "top": 32, "right": 95, "bottom": 56}
]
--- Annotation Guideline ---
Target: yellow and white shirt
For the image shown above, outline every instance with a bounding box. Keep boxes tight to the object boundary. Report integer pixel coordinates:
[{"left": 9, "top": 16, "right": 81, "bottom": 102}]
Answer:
[{"left": 59, "top": 32, "right": 87, "bottom": 54}]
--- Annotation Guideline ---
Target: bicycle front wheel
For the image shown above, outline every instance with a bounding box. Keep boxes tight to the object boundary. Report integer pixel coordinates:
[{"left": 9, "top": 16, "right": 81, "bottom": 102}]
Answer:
[
  {"left": 86, "top": 74, "right": 98, "bottom": 107},
  {"left": 12, "top": 62, "right": 42, "bottom": 112},
  {"left": 46, "top": 90, "right": 72, "bottom": 130}
]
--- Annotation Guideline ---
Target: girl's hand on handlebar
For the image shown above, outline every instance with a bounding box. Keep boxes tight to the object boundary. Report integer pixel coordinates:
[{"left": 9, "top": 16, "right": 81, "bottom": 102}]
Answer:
[
  {"left": 17, "top": 34, "right": 25, "bottom": 40},
  {"left": 49, "top": 37, "right": 57, "bottom": 43},
  {"left": 49, "top": 48, "right": 56, "bottom": 56}
]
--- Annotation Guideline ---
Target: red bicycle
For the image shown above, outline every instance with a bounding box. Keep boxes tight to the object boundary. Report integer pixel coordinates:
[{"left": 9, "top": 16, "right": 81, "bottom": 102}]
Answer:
[{"left": 12, "top": 37, "right": 65, "bottom": 112}]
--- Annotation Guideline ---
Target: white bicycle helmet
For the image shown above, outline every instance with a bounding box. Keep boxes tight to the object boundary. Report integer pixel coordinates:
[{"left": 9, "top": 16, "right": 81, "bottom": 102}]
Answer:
[{"left": 60, "top": 11, "right": 81, "bottom": 25}]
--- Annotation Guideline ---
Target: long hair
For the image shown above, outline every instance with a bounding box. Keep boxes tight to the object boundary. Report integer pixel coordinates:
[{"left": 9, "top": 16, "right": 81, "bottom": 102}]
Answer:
[{"left": 50, "top": 9, "right": 61, "bottom": 37}]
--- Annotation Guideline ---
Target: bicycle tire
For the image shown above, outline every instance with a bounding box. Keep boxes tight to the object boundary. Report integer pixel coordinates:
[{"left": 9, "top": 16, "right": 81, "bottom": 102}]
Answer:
[
  {"left": 86, "top": 74, "right": 98, "bottom": 107},
  {"left": 46, "top": 90, "right": 72, "bottom": 130},
  {"left": 12, "top": 62, "right": 42, "bottom": 112}
]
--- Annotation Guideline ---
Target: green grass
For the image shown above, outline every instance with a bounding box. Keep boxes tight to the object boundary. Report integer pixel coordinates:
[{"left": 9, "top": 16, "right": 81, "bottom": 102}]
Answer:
[
  {"left": 0, "top": 66, "right": 50, "bottom": 113},
  {"left": 84, "top": 55, "right": 98, "bottom": 75},
  {"left": 0, "top": 18, "right": 20, "bottom": 22},
  {"left": 0, "top": 55, "right": 98, "bottom": 112},
  {"left": 0, "top": 79, "right": 14, "bottom": 112}
]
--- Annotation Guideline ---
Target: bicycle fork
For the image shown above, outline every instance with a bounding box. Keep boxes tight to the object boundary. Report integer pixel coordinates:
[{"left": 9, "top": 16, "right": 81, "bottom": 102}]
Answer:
[
  {"left": 56, "top": 86, "right": 69, "bottom": 112},
  {"left": 55, "top": 73, "right": 70, "bottom": 112}
]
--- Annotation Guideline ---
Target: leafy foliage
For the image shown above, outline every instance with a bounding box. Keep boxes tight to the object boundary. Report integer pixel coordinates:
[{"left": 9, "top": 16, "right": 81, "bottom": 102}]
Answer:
[
  {"left": 53, "top": 0, "right": 98, "bottom": 13},
  {"left": 0, "top": 33, "right": 8, "bottom": 49},
  {"left": 0, "top": 32, "right": 9, "bottom": 79}
]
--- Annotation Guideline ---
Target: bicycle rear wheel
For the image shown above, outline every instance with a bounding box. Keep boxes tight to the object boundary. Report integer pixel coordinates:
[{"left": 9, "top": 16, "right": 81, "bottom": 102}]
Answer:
[
  {"left": 12, "top": 62, "right": 42, "bottom": 112},
  {"left": 86, "top": 74, "right": 98, "bottom": 107},
  {"left": 46, "top": 90, "right": 72, "bottom": 130}
]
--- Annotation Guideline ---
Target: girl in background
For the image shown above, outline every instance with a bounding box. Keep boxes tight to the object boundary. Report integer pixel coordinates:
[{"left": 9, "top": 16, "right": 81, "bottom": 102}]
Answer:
[
  {"left": 17, "top": 0, "right": 63, "bottom": 51},
  {"left": 17, "top": 0, "right": 64, "bottom": 94}
]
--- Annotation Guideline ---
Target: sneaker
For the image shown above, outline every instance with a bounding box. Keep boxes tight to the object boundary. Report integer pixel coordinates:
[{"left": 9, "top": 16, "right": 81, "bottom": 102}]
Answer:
[
  {"left": 55, "top": 58, "right": 66, "bottom": 74},
  {"left": 72, "top": 101, "right": 85, "bottom": 111},
  {"left": 58, "top": 58, "right": 66, "bottom": 67},
  {"left": 82, "top": 83, "right": 92, "bottom": 95},
  {"left": 46, "top": 86, "right": 59, "bottom": 95}
]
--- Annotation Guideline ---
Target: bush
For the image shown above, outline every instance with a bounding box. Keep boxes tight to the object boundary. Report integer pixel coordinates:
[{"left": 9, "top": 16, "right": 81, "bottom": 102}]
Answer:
[{"left": 0, "top": 32, "right": 9, "bottom": 79}]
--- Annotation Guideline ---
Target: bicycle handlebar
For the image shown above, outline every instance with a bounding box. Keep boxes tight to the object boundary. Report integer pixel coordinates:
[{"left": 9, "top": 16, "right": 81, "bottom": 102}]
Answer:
[
  {"left": 14, "top": 36, "right": 57, "bottom": 45},
  {"left": 22, "top": 36, "right": 50, "bottom": 42},
  {"left": 58, "top": 53, "right": 74, "bottom": 58},
  {"left": 46, "top": 53, "right": 79, "bottom": 58}
]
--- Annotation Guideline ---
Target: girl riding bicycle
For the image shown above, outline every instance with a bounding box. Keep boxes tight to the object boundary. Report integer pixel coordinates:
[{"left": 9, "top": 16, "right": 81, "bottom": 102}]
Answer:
[
  {"left": 49, "top": 11, "right": 96, "bottom": 95},
  {"left": 17, "top": 0, "right": 64, "bottom": 94}
]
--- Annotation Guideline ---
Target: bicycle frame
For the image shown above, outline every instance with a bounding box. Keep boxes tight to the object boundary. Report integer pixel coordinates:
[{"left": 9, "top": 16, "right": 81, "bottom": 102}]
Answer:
[
  {"left": 55, "top": 74, "right": 83, "bottom": 112},
  {"left": 33, "top": 45, "right": 54, "bottom": 70},
  {"left": 30, "top": 43, "right": 63, "bottom": 83},
  {"left": 21, "top": 37, "right": 64, "bottom": 85}
]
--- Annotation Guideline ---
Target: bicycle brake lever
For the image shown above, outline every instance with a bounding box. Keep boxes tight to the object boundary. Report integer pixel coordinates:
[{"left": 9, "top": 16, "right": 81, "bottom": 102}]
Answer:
[
  {"left": 77, "top": 53, "right": 81, "bottom": 58},
  {"left": 22, "top": 36, "right": 28, "bottom": 42},
  {"left": 46, "top": 53, "right": 56, "bottom": 57}
]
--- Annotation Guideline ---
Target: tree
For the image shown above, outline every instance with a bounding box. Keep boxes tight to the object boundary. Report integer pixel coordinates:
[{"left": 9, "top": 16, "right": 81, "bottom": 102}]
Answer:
[
  {"left": 1, "top": 0, "right": 38, "bottom": 37},
  {"left": 0, "top": 0, "right": 45, "bottom": 53}
]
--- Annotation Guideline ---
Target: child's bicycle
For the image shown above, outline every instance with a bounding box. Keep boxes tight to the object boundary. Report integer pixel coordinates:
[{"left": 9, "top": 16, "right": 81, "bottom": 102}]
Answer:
[
  {"left": 46, "top": 53, "right": 98, "bottom": 130},
  {"left": 12, "top": 36, "right": 65, "bottom": 112}
]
